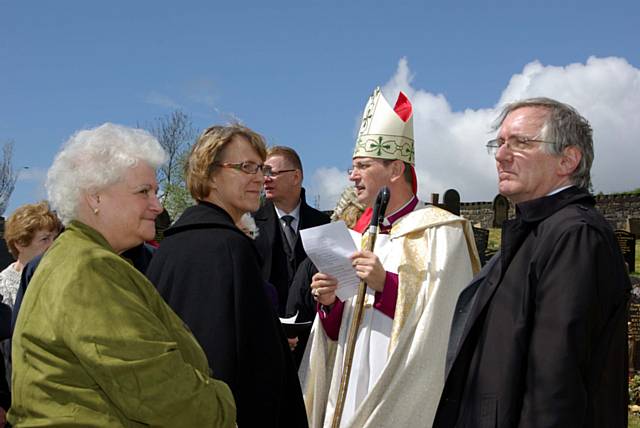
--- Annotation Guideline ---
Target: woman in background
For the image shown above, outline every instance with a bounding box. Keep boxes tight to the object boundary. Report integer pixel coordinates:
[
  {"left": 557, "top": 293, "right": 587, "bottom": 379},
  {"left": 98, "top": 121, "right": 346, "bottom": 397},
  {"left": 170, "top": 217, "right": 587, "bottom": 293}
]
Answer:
[
  {"left": 0, "top": 202, "right": 62, "bottom": 425},
  {"left": 9, "top": 123, "right": 235, "bottom": 427},
  {"left": 147, "top": 124, "right": 307, "bottom": 428},
  {"left": 0, "top": 201, "right": 61, "bottom": 309}
]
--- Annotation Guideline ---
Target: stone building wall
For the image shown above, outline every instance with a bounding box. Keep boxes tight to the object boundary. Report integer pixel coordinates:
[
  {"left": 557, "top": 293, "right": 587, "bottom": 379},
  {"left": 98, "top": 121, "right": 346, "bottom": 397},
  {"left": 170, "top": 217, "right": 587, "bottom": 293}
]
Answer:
[
  {"left": 594, "top": 194, "right": 640, "bottom": 231},
  {"left": 460, "top": 202, "right": 494, "bottom": 229},
  {"left": 460, "top": 193, "right": 640, "bottom": 231}
]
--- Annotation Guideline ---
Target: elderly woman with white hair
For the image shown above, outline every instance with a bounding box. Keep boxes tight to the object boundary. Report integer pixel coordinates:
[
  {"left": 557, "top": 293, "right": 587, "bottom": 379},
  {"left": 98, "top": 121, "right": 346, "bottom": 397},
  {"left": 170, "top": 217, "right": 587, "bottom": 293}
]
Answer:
[{"left": 8, "top": 123, "right": 235, "bottom": 427}]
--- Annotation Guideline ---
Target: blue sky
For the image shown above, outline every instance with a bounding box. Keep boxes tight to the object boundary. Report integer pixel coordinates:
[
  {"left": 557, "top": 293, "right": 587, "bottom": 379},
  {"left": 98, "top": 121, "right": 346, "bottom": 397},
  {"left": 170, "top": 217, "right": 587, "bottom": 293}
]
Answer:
[{"left": 2, "top": 0, "right": 639, "bottom": 215}]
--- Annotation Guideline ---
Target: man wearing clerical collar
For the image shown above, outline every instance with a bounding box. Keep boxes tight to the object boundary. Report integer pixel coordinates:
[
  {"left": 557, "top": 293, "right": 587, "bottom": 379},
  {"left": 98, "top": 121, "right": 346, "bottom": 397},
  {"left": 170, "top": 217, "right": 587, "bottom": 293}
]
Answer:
[
  {"left": 301, "top": 87, "right": 480, "bottom": 428},
  {"left": 434, "top": 98, "right": 630, "bottom": 427}
]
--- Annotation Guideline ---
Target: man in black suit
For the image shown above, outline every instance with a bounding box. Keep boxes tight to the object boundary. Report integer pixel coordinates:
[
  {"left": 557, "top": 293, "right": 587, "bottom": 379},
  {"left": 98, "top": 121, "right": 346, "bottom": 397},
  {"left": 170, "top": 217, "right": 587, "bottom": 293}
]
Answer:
[
  {"left": 253, "top": 146, "right": 330, "bottom": 317},
  {"left": 433, "top": 98, "right": 630, "bottom": 428}
]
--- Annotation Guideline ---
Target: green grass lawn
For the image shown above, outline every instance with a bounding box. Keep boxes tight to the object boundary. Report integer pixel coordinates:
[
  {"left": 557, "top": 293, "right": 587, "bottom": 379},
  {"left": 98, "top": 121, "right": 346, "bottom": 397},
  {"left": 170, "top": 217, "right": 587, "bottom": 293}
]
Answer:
[
  {"left": 488, "top": 228, "right": 501, "bottom": 253},
  {"left": 630, "top": 412, "right": 640, "bottom": 427}
]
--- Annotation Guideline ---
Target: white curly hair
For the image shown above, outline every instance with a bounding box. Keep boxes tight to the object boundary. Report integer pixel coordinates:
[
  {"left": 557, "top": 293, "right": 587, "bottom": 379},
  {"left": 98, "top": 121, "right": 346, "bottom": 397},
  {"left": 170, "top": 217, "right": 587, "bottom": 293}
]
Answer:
[{"left": 46, "top": 123, "right": 167, "bottom": 225}]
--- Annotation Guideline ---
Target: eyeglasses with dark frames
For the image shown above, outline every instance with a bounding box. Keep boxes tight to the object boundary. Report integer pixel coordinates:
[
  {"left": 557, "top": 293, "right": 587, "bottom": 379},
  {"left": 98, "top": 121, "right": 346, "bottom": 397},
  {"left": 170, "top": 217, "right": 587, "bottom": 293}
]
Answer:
[
  {"left": 213, "top": 161, "right": 267, "bottom": 174},
  {"left": 486, "top": 136, "right": 556, "bottom": 156},
  {"left": 263, "top": 167, "right": 297, "bottom": 178}
]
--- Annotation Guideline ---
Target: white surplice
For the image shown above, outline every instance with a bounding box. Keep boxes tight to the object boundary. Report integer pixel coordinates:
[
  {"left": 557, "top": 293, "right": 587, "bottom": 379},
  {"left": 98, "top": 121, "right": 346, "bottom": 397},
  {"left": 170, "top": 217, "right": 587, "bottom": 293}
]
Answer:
[{"left": 300, "top": 205, "right": 480, "bottom": 428}]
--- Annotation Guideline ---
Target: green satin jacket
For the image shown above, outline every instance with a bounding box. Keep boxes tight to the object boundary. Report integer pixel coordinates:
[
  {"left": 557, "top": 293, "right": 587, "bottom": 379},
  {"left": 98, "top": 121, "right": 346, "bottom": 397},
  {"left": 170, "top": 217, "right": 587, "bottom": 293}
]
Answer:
[{"left": 9, "top": 221, "right": 235, "bottom": 427}]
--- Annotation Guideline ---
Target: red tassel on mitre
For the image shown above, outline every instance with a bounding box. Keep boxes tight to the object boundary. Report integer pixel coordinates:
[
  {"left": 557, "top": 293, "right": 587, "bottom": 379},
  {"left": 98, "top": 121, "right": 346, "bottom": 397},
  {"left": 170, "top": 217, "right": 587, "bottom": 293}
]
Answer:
[
  {"left": 393, "top": 91, "right": 418, "bottom": 193},
  {"left": 393, "top": 91, "right": 412, "bottom": 122}
]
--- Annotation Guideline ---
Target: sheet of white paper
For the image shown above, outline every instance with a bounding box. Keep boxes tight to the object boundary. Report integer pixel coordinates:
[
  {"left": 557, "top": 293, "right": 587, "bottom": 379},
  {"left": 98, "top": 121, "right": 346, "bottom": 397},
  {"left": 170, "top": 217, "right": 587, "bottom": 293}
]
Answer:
[
  {"left": 279, "top": 311, "right": 300, "bottom": 324},
  {"left": 278, "top": 311, "right": 313, "bottom": 338},
  {"left": 300, "top": 221, "right": 360, "bottom": 301}
]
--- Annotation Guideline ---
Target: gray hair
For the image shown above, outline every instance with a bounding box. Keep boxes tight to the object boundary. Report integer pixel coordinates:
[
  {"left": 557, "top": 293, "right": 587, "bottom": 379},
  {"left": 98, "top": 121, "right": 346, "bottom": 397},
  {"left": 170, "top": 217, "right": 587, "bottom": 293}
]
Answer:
[
  {"left": 493, "top": 97, "right": 594, "bottom": 190},
  {"left": 47, "top": 123, "right": 167, "bottom": 225},
  {"left": 331, "top": 186, "right": 365, "bottom": 228}
]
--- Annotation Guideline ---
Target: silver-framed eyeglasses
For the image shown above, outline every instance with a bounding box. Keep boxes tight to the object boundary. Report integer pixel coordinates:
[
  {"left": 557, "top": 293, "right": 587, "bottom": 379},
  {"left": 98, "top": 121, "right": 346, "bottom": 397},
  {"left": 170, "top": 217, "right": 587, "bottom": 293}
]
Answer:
[
  {"left": 263, "top": 167, "right": 297, "bottom": 178},
  {"left": 214, "top": 161, "right": 267, "bottom": 174},
  {"left": 486, "top": 136, "right": 556, "bottom": 156}
]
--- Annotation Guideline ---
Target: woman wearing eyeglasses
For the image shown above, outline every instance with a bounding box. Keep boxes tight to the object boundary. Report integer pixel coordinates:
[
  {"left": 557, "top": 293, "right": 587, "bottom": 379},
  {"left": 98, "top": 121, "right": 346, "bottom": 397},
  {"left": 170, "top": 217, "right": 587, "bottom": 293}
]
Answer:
[{"left": 146, "top": 124, "right": 308, "bottom": 428}]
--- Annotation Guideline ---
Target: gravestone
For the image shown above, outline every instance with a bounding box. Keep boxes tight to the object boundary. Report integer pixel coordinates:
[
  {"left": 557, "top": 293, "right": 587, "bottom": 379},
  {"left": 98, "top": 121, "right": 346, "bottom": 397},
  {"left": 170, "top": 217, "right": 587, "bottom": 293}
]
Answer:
[
  {"left": 154, "top": 209, "right": 172, "bottom": 243},
  {"left": 629, "top": 218, "right": 640, "bottom": 237},
  {"left": 614, "top": 229, "right": 636, "bottom": 273},
  {"left": 0, "top": 217, "right": 15, "bottom": 270},
  {"left": 472, "top": 226, "right": 490, "bottom": 266},
  {"left": 443, "top": 189, "right": 461, "bottom": 216},
  {"left": 629, "top": 276, "right": 640, "bottom": 372},
  {"left": 492, "top": 194, "right": 510, "bottom": 228}
]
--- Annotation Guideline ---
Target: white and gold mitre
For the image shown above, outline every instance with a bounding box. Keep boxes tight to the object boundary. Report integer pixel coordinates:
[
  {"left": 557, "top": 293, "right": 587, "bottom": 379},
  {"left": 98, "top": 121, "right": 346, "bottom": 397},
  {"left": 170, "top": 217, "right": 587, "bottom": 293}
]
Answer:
[{"left": 353, "top": 87, "right": 414, "bottom": 165}]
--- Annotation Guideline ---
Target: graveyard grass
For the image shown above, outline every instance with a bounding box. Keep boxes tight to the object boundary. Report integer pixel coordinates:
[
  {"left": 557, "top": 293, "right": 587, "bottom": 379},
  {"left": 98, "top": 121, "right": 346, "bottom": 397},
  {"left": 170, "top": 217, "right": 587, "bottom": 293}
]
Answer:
[
  {"left": 488, "top": 228, "right": 501, "bottom": 254},
  {"left": 630, "top": 413, "right": 640, "bottom": 427}
]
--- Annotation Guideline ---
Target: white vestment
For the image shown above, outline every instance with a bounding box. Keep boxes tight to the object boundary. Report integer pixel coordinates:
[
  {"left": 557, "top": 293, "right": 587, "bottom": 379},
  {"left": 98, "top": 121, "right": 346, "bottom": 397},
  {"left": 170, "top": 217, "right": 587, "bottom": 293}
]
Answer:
[{"left": 300, "top": 205, "right": 480, "bottom": 428}]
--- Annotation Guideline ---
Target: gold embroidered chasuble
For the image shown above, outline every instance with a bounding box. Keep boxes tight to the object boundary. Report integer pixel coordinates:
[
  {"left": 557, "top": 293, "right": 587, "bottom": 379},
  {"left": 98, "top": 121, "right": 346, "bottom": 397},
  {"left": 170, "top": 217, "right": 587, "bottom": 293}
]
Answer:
[{"left": 300, "top": 205, "right": 480, "bottom": 428}]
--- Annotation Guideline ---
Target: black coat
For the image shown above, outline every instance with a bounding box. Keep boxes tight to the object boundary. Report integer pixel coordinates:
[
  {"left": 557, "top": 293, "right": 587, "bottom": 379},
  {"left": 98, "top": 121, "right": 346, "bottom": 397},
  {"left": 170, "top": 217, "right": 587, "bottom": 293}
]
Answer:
[
  {"left": 253, "top": 189, "right": 330, "bottom": 316},
  {"left": 434, "top": 187, "right": 630, "bottom": 428},
  {"left": 146, "top": 202, "right": 307, "bottom": 428},
  {"left": 285, "top": 257, "right": 319, "bottom": 368},
  {"left": 286, "top": 257, "right": 318, "bottom": 324},
  {"left": 0, "top": 301, "right": 10, "bottom": 410}
]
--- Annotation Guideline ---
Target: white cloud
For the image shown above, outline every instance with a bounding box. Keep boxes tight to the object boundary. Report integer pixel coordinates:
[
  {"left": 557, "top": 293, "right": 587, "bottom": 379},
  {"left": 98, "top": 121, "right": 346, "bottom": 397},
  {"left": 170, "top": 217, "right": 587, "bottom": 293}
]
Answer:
[
  {"left": 311, "top": 56, "right": 640, "bottom": 209},
  {"left": 496, "top": 57, "right": 640, "bottom": 196},
  {"left": 308, "top": 167, "right": 351, "bottom": 210},
  {"left": 143, "top": 79, "right": 218, "bottom": 111},
  {"left": 185, "top": 78, "right": 217, "bottom": 108},
  {"left": 143, "top": 91, "right": 181, "bottom": 109},
  {"left": 5, "top": 167, "right": 48, "bottom": 214}
]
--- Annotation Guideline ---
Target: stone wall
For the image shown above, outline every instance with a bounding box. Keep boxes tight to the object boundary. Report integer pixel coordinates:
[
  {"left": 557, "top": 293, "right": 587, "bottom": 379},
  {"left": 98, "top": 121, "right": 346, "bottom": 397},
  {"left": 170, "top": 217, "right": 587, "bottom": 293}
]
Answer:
[
  {"left": 594, "top": 194, "right": 640, "bottom": 231},
  {"left": 460, "top": 193, "right": 640, "bottom": 231},
  {"left": 460, "top": 201, "right": 495, "bottom": 229}
]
